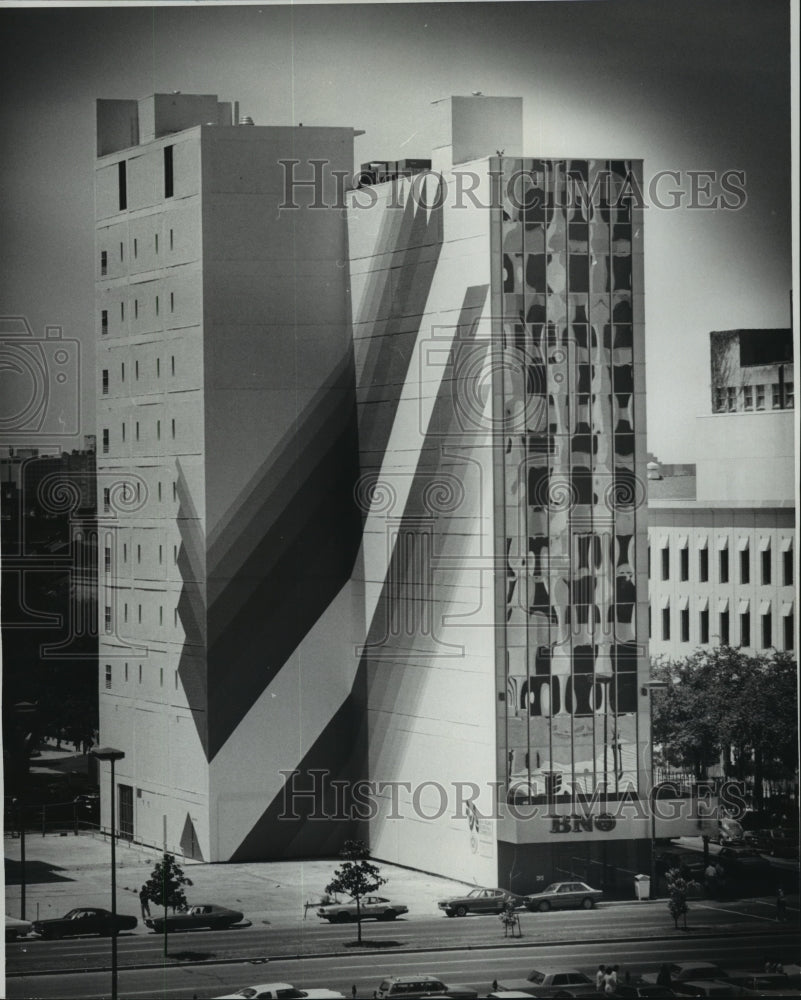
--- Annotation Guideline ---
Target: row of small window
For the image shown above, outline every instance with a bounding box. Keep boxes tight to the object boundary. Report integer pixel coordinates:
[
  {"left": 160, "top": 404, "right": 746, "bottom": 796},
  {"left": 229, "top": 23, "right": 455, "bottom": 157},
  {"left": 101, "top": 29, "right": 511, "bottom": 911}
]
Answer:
[
  {"left": 100, "top": 294, "right": 177, "bottom": 332},
  {"left": 648, "top": 538, "right": 793, "bottom": 586},
  {"left": 102, "top": 419, "right": 177, "bottom": 452},
  {"left": 114, "top": 146, "right": 173, "bottom": 213},
  {"left": 104, "top": 662, "right": 178, "bottom": 690},
  {"left": 650, "top": 602, "right": 794, "bottom": 649},
  {"left": 101, "top": 481, "right": 179, "bottom": 512},
  {"left": 101, "top": 356, "right": 177, "bottom": 393},
  {"left": 714, "top": 382, "right": 794, "bottom": 412},
  {"left": 104, "top": 603, "right": 178, "bottom": 630},
  {"left": 100, "top": 228, "right": 176, "bottom": 275},
  {"left": 104, "top": 543, "right": 179, "bottom": 571}
]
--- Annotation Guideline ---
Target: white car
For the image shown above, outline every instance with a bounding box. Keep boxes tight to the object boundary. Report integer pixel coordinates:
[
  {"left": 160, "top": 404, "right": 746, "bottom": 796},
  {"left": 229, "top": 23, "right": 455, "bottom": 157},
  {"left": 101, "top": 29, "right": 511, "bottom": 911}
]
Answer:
[
  {"left": 317, "top": 895, "right": 409, "bottom": 922},
  {"left": 214, "top": 986, "right": 344, "bottom": 1000},
  {"left": 6, "top": 915, "right": 33, "bottom": 942}
]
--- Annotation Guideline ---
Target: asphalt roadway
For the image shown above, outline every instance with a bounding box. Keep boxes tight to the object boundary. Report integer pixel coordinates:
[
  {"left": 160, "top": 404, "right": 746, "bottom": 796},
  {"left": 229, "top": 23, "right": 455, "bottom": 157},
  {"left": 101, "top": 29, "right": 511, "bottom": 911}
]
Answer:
[{"left": 6, "top": 894, "right": 799, "bottom": 999}]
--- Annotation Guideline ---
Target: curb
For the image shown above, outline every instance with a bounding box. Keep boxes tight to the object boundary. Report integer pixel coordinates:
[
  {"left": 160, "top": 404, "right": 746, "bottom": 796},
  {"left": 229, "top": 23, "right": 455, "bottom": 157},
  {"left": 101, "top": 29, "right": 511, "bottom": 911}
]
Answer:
[{"left": 6, "top": 924, "right": 794, "bottom": 979}]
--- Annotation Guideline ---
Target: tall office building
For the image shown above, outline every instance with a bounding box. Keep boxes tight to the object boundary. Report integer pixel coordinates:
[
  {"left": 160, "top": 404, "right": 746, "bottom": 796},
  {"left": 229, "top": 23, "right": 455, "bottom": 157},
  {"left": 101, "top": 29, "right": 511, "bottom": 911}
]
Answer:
[
  {"left": 95, "top": 94, "right": 364, "bottom": 859},
  {"left": 96, "top": 93, "right": 710, "bottom": 886}
]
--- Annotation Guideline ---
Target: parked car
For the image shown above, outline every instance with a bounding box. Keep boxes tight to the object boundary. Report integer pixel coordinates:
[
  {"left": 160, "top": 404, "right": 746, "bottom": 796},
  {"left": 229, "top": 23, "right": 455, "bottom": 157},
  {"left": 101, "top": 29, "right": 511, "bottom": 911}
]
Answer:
[
  {"left": 32, "top": 907, "right": 137, "bottom": 940},
  {"left": 615, "top": 987, "right": 678, "bottom": 998},
  {"left": 317, "top": 895, "right": 408, "bottom": 922},
  {"left": 495, "top": 967, "right": 598, "bottom": 996},
  {"left": 437, "top": 887, "right": 523, "bottom": 917},
  {"left": 375, "top": 975, "right": 456, "bottom": 998},
  {"left": 523, "top": 881, "right": 603, "bottom": 912},
  {"left": 708, "top": 816, "right": 744, "bottom": 845},
  {"left": 754, "top": 828, "right": 800, "bottom": 859},
  {"left": 146, "top": 902, "right": 243, "bottom": 932},
  {"left": 5, "top": 915, "right": 33, "bottom": 942},
  {"left": 641, "top": 963, "right": 729, "bottom": 987},
  {"left": 715, "top": 845, "right": 772, "bottom": 878},
  {"left": 214, "top": 986, "right": 344, "bottom": 999},
  {"left": 671, "top": 982, "right": 750, "bottom": 998}
]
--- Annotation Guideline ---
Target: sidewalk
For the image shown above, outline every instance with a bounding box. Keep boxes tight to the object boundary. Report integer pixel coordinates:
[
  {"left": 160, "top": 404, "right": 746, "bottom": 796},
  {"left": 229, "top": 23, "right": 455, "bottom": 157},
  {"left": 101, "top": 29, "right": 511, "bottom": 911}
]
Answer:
[{"left": 4, "top": 829, "right": 471, "bottom": 929}]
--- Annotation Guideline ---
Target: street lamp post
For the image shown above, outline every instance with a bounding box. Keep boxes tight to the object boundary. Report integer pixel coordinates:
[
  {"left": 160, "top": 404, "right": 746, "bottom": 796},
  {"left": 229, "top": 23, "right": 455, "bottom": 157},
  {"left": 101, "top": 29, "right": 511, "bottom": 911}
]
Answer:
[
  {"left": 643, "top": 682, "right": 668, "bottom": 900},
  {"left": 91, "top": 747, "right": 125, "bottom": 1000},
  {"left": 13, "top": 701, "right": 38, "bottom": 921}
]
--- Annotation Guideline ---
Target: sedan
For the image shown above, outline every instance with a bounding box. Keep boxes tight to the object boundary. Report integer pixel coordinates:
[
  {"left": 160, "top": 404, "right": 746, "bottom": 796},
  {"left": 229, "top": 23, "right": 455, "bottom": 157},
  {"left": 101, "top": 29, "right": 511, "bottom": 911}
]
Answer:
[
  {"left": 214, "top": 987, "right": 344, "bottom": 999},
  {"left": 437, "top": 887, "right": 523, "bottom": 917},
  {"left": 495, "top": 967, "right": 599, "bottom": 996},
  {"left": 5, "top": 915, "right": 33, "bottom": 942},
  {"left": 754, "top": 828, "right": 799, "bottom": 859},
  {"left": 146, "top": 902, "right": 243, "bottom": 932},
  {"left": 715, "top": 846, "right": 772, "bottom": 877},
  {"left": 317, "top": 895, "right": 408, "bottom": 922},
  {"left": 524, "top": 881, "right": 603, "bottom": 912},
  {"left": 641, "top": 963, "right": 729, "bottom": 987},
  {"left": 32, "top": 907, "right": 137, "bottom": 940}
]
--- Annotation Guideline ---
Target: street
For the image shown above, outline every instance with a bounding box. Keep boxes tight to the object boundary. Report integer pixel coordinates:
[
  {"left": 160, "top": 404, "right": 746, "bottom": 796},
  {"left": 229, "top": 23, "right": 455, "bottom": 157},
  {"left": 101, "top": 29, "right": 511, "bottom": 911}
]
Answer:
[
  {"left": 6, "top": 924, "right": 799, "bottom": 999},
  {"left": 6, "top": 894, "right": 799, "bottom": 999}
]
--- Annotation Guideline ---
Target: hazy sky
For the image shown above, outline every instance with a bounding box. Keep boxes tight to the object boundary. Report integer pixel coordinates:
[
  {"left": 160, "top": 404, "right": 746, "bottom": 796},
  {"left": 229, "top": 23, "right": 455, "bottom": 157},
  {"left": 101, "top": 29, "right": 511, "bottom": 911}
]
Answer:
[{"left": 0, "top": 0, "right": 794, "bottom": 461}]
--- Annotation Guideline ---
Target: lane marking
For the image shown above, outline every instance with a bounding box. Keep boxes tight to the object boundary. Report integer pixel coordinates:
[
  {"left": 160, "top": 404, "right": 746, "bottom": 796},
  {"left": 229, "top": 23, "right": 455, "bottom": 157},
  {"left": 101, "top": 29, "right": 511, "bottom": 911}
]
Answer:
[{"left": 695, "top": 902, "right": 778, "bottom": 923}]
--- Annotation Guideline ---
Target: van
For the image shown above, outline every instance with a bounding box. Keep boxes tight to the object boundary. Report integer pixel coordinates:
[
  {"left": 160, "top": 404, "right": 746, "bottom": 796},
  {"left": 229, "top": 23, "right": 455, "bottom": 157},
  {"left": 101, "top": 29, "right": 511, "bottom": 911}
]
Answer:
[{"left": 375, "top": 976, "right": 449, "bottom": 998}]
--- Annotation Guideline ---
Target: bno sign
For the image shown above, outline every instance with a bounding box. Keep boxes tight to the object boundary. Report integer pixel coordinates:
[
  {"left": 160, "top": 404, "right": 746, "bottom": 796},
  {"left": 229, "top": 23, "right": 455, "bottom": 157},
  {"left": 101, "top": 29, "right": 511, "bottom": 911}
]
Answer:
[{"left": 549, "top": 814, "right": 617, "bottom": 834}]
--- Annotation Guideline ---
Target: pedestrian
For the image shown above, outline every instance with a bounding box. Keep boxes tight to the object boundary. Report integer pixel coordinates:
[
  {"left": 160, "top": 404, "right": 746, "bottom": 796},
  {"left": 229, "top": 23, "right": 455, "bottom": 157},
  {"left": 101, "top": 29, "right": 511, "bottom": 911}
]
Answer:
[
  {"left": 351, "top": 986, "right": 357, "bottom": 998},
  {"left": 776, "top": 888, "right": 787, "bottom": 922},
  {"left": 492, "top": 980, "right": 499, "bottom": 993},
  {"left": 139, "top": 884, "right": 151, "bottom": 919},
  {"left": 603, "top": 965, "right": 615, "bottom": 995},
  {"left": 595, "top": 965, "right": 606, "bottom": 990},
  {"left": 656, "top": 962, "right": 672, "bottom": 987}
]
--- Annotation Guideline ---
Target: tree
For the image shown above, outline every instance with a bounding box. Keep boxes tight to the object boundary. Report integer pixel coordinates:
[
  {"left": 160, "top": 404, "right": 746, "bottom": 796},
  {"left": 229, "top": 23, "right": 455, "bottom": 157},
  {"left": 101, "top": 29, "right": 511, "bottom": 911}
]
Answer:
[
  {"left": 325, "top": 839, "right": 387, "bottom": 944},
  {"left": 143, "top": 853, "right": 193, "bottom": 955},
  {"left": 665, "top": 867, "right": 695, "bottom": 930},
  {"left": 651, "top": 648, "right": 798, "bottom": 800}
]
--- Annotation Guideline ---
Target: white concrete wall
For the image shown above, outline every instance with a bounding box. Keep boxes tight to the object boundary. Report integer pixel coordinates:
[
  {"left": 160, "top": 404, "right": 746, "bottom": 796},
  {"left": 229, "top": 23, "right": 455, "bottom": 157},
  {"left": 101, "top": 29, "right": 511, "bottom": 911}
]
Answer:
[{"left": 695, "top": 410, "right": 795, "bottom": 504}]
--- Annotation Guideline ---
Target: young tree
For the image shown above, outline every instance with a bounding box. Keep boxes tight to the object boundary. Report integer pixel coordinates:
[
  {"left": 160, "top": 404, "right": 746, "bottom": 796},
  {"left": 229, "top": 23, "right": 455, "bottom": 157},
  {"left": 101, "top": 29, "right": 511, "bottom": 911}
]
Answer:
[
  {"left": 665, "top": 867, "right": 695, "bottom": 931},
  {"left": 143, "top": 853, "right": 193, "bottom": 954},
  {"left": 325, "top": 839, "right": 387, "bottom": 944}
]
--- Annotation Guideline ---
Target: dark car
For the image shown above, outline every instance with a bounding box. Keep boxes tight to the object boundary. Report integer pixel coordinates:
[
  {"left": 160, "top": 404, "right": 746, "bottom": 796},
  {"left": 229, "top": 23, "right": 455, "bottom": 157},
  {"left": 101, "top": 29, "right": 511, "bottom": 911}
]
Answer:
[
  {"left": 716, "top": 845, "right": 772, "bottom": 878},
  {"left": 437, "top": 887, "right": 523, "bottom": 917},
  {"left": 754, "top": 828, "right": 800, "bottom": 859},
  {"left": 146, "top": 903, "right": 244, "bottom": 932},
  {"left": 641, "top": 963, "right": 729, "bottom": 988},
  {"left": 616, "top": 988, "right": 678, "bottom": 998},
  {"left": 495, "top": 967, "right": 598, "bottom": 996},
  {"left": 33, "top": 907, "right": 137, "bottom": 940},
  {"left": 523, "top": 881, "right": 603, "bottom": 912}
]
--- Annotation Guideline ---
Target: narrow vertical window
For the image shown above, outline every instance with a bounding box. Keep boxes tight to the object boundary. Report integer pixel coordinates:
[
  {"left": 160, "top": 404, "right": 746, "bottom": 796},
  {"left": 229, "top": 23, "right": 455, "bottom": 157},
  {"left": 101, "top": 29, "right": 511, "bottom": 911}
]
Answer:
[
  {"left": 157, "top": 419, "right": 161, "bottom": 440},
  {"left": 155, "top": 233, "right": 159, "bottom": 254},
  {"left": 105, "top": 606, "right": 112, "bottom": 632},
  {"left": 102, "top": 369, "right": 109, "bottom": 395},
  {"left": 133, "top": 237, "right": 138, "bottom": 259},
  {"left": 761, "top": 542, "right": 771, "bottom": 585},
  {"left": 661, "top": 604, "right": 670, "bottom": 641},
  {"left": 100, "top": 251, "right": 108, "bottom": 276},
  {"left": 121, "top": 362, "right": 125, "bottom": 382},
  {"left": 784, "top": 611, "right": 794, "bottom": 650},
  {"left": 118, "top": 160, "right": 127, "bottom": 210},
  {"left": 103, "top": 488, "right": 110, "bottom": 513},
  {"left": 761, "top": 611, "right": 772, "bottom": 649},
  {"left": 121, "top": 422, "right": 125, "bottom": 443},
  {"left": 740, "top": 610, "right": 750, "bottom": 648},
  {"left": 661, "top": 544, "right": 669, "bottom": 581},
  {"left": 700, "top": 608, "right": 709, "bottom": 644},
  {"left": 155, "top": 295, "right": 159, "bottom": 316},
  {"left": 719, "top": 548, "right": 729, "bottom": 584},
  {"left": 679, "top": 545, "right": 689, "bottom": 582},
  {"left": 169, "top": 228, "right": 174, "bottom": 251},
  {"left": 699, "top": 547, "right": 709, "bottom": 582},
  {"left": 135, "top": 360, "right": 139, "bottom": 380},
  {"left": 782, "top": 542, "right": 793, "bottom": 585},
  {"left": 102, "top": 428, "right": 109, "bottom": 454},
  {"left": 101, "top": 309, "right": 108, "bottom": 335},
  {"left": 171, "top": 418, "right": 176, "bottom": 439},
  {"left": 720, "top": 610, "right": 730, "bottom": 645},
  {"left": 134, "top": 298, "right": 138, "bottom": 319},
  {"left": 121, "top": 301, "right": 125, "bottom": 322},
  {"left": 739, "top": 541, "right": 750, "bottom": 584},
  {"left": 104, "top": 546, "right": 111, "bottom": 572},
  {"left": 156, "top": 358, "right": 160, "bottom": 377},
  {"left": 120, "top": 241, "right": 124, "bottom": 262},
  {"left": 171, "top": 354, "right": 175, "bottom": 375},
  {"left": 105, "top": 664, "right": 112, "bottom": 689},
  {"left": 164, "top": 145, "right": 174, "bottom": 198},
  {"left": 170, "top": 291, "right": 175, "bottom": 313}
]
